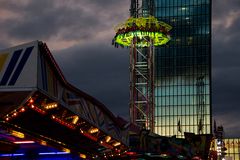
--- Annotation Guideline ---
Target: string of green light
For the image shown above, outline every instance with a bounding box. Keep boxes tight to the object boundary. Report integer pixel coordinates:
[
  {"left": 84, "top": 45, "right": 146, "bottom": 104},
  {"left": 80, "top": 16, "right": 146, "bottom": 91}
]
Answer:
[
  {"left": 113, "top": 16, "right": 172, "bottom": 47},
  {"left": 115, "top": 31, "right": 170, "bottom": 47},
  {"left": 114, "top": 16, "right": 172, "bottom": 32}
]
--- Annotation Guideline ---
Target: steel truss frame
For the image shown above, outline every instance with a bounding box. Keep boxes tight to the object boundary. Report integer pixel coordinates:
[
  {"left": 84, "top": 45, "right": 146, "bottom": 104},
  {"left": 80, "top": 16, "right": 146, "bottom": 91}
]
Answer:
[{"left": 129, "top": 37, "right": 154, "bottom": 131}]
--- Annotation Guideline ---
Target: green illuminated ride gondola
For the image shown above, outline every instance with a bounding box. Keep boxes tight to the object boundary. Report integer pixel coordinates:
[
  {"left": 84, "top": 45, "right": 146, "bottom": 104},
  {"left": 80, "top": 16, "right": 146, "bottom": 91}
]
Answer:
[{"left": 113, "top": 16, "right": 172, "bottom": 48}]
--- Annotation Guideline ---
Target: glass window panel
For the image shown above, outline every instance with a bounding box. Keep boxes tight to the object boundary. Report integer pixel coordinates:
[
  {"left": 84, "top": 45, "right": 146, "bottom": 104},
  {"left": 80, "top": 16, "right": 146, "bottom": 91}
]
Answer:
[
  {"left": 169, "top": 106, "right": 174, "bottom": 115},
  {"left": 169, "top": 126, "right": 174, "bottom": 135},
  {"left": 162, "top": 116, "right": 166, "bottom": 125},
  {"left": 155, "top": 126, "right": 160, "bottom": 133},
  {"left": 162, "top": 106, "right": 166, "bottom": 115},
  {"left": 189, "top": 105, "right": 194, "bottom": 114},
  {"left": 173, "top": 96, "right": 178, "bottom": 105},
  {"left": 205, "top": 114, "right": 210, "bottom": 124},
  {"left": 166, "top": 126, "right": 170, "bottom": 135},
  {"left": 160, "top": 97, "right": 166, "bottom": 105},
  {"left": 166, "top": 97, "right": 170, "bottom": 105},
  {"left": 177, "top": 105, "right": 182, "bottom": 114}
]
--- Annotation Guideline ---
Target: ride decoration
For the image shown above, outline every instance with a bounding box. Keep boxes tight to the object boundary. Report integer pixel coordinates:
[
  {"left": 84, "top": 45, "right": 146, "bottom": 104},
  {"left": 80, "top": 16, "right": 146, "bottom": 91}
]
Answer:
[{"left": 112, "top": 16, "right": 172, "bottom": 48}]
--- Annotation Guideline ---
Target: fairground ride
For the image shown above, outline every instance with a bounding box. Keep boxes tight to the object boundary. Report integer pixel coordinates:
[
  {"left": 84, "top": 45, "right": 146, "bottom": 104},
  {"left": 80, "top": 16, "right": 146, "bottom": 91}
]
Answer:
[{"left": 112, "top": 0, "right": 172, "bottom": 132}]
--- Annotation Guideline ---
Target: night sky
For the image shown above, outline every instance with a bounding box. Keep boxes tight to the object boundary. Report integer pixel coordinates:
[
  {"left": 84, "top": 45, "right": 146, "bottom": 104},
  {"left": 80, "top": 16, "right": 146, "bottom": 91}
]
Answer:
[{"left": 0, "top": 0, "right": 240, "bottom": 138}]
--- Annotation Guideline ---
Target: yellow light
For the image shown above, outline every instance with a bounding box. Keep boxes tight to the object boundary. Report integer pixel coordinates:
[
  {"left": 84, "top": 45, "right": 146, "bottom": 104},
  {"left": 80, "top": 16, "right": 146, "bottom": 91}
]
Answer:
[
  {"left": 31, "top": 105, "right": 35, "bottom": 108},
  {"left": 20, "top": 108, "right": 25, "bottom": 112},
  {"left": 62, "top": 148, "right": 70, "bottom": 153},
  {"left": 72, "top": 116, "right": 79, "bottom": 124},
  {"left": 11, "top": 130, "right": 25, "bottom": 138},
  {"left": 44, "top": 102, "right": 58, "bottom": 110},
  {"left": 13, "top": 112, "right": 17, "bottom": 116},
  {"left": 100, "top": 141, "right": 103, "bottom": 144},
  {"left": 52, "top": 115, "right": 56, "bottom": 119},
  {"left": 40, "top": 140, "right": 47, "bottom": 146},
  {"left": 80, "top": 129, "right": 84, "bottom": 133},
  {"left": 113, "top": 142, "right": 121, "bottom": 147},
  {"left": 80, "top": 154, "right": 86, "bottom": 159},
  {"left": 160, "top": 153, "right": 168, "bottom": 157},
  {"left": 29, "top": 98, "right": 34, "bottom": 103},
  {"left": 5, "top": 117, "right": 9, "bottom": 121},
  {"left": 89, "top": 128, "right": 99, "bottom": 134},
  {"left": 105, "top": 136, "right": 111, "bottom": 143}
]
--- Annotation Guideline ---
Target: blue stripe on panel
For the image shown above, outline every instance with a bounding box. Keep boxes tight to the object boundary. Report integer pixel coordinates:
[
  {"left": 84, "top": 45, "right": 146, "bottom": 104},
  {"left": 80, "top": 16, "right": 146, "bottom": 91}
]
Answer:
[
  {"left": 0, "top": 49, "right": 22, "bottom": 86},
  {"left": 8, "top": 46, "right": 34, "bottom": 85}
]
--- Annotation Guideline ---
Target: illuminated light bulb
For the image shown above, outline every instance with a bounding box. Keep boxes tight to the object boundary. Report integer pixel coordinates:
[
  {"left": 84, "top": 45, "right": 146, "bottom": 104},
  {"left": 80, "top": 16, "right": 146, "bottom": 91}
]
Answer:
[
  {"left": 72, "top": 116, "right": 79, "bottom": 124},
  {"left": 44, "top": 103, "right": 58, "bottom": 110},
  {"left": 113, "top": 142, "right": 121, "bottom": 147},
  {"left": 31, "top": 105, "right": 35, "bottom": 108},
  {"left": 105, "top": 136, "right": 111, "bottom": 143},
  {"left": 5, "top": 117, "right": 9, "bottom": 121},
  {"left": 80, "top": 154, "right": 86, "bottom": 159},
  {"left": 21, "top": 108, "right": 25, "bottom": 112},
  {"left": 13, "top": 112, "right": 17, "bottom": 116},
  {"left": 11, "top": 130, "right": 25, "bottom": 138},
  {"left": 62, "top": 148, "right": 70, "bottom": 153},
  {"left": 89, "top": 128, "right": 99, "bottom": 134},
  {"left": 29, "top": 98, "right": 34, "bottom": 103},
  {"left": 80, "top": 129, "right": 84, "bottom": 133},
  {"left": 52, "top": 115, "right": 56, "bottom": 119},
  {"left": 100, "top": 141, "right": 103, "bottom": 144},
  {"left": 40, "top": 140, "right": 47, "bottom": 146}
]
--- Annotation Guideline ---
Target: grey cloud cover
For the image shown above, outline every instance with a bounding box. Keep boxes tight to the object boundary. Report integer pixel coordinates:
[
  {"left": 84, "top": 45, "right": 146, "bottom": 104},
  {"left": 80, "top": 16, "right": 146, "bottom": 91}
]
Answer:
[
  {"left": 212, "top": 0, "right": 240, "bottom": 137},
  {"left": 0, "top": 0, "right": 240, "bottom": 137}
]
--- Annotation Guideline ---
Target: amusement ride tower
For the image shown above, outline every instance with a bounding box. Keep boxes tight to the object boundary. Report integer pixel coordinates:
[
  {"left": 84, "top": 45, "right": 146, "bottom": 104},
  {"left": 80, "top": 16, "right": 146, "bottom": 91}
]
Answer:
[{"left": 113, "top": 0, "right": 172, "bottom": 131}]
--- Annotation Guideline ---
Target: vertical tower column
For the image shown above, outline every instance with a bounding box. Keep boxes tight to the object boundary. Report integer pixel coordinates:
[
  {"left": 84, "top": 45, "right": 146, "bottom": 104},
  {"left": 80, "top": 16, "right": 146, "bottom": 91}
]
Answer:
[{"left": 129, "top": 37, "right": 154, "bottom": 131}]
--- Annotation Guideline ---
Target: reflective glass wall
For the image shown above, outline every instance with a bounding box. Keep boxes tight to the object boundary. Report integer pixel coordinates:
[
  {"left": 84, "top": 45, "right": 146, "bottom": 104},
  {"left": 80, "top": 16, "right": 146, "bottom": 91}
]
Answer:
[
  {"left": 223, "top": 138, "right": 240, "bottom": 160},
  {"left": 154, "top": 0, "right": 211, "bottom": 137}
]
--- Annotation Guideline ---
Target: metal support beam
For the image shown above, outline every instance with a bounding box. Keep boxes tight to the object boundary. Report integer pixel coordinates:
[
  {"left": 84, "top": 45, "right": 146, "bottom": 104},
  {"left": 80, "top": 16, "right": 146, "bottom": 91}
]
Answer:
[{"left": 130, "top": 37, "right": 154, "bottom": 131}]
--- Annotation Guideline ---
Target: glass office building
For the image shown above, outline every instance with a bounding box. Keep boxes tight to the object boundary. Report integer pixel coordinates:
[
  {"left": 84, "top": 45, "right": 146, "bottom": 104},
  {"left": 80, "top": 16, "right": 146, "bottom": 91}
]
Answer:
[{"left": 153, "top": 0, "right": 212, "bottom": 137}]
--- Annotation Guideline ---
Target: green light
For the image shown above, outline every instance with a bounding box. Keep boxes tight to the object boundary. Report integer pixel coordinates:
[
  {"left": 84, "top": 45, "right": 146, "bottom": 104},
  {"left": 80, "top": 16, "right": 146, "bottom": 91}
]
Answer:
[
  {"left": 113, "top": 16, "right": 172, "bottom": 48},
  {"left": 115, "top": 31, "right": 170, "bottom": 47}
]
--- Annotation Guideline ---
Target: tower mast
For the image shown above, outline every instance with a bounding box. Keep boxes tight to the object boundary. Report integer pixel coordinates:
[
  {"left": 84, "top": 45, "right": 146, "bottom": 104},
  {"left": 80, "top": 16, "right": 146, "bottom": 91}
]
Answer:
[
  {"left": 129, "top": 0, "right": 155, "bottom": 131},
  {"left": 113, "top": 0, "right": 171, "bottom": 132}
]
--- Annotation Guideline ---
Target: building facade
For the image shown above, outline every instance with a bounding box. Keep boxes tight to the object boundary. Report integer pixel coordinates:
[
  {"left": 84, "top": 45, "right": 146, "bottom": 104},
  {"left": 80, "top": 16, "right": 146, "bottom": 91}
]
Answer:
[
  {"left": 153, "top": 0, "right": 212, "bottom": 137},
  {"left": 223, "top": 138, "right": 240, "bottom": 160}
]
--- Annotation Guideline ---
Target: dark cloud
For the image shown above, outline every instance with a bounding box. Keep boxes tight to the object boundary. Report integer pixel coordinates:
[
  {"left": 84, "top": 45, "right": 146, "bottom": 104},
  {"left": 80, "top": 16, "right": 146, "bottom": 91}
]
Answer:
[
  {"left": 1, "top": 1, "right": 98, "bottom": 40},
  {"left": 212, "top": 0, "right": 240, "bottom": 137},
  {"left": 53, "top": 43, "right": 130, "bottom": 118},
  {"left": 0, "top": 0, "right": 129, "bottom": 45}
]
